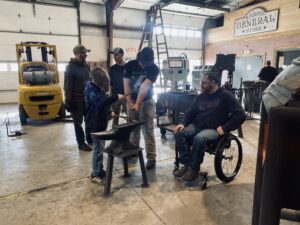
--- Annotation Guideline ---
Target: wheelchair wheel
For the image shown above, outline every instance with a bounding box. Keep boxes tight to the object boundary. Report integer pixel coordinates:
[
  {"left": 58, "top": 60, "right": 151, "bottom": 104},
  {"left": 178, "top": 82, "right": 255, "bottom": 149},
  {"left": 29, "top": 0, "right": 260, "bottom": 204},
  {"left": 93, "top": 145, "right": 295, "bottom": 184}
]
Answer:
[{"left": 214, "top": 134, "right": 242, "bottom": 183}]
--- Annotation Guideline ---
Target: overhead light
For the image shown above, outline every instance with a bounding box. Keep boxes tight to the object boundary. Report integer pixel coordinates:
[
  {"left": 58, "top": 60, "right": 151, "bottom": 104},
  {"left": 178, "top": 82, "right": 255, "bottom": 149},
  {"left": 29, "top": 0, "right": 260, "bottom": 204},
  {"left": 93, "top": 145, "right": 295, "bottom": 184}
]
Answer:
[{"left": 163, "top": 3, "right": 226, "bottom": 17}]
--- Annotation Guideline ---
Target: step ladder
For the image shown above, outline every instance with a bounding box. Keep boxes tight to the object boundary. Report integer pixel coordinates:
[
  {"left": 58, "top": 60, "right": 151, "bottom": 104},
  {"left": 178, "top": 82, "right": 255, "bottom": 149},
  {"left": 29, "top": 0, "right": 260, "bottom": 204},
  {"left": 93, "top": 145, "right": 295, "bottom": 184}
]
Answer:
[{"left": 138, "top": 4, "right": 172, "bottom": 91}]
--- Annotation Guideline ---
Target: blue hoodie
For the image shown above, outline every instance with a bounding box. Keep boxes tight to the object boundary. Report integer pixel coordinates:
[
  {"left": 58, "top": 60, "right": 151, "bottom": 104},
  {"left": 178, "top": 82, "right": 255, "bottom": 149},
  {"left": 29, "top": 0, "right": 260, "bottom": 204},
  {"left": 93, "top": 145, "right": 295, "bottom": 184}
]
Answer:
[{"left": 84, "top": 81, "right": 118, "bottom": 132}]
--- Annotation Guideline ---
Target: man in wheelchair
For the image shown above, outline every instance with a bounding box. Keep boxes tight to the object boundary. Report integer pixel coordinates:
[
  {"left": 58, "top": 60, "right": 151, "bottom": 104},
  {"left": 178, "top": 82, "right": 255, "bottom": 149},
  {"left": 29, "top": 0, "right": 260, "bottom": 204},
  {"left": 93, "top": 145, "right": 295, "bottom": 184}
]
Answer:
[{"left": 173, "top": 72, "right": 246, "bottom": 181}]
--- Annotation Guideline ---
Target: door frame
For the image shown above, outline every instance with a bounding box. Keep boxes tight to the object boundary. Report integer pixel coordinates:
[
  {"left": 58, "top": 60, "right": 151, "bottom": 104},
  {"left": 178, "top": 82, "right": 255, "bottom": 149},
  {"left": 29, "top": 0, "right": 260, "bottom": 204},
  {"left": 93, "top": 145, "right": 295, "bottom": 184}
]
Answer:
[{"left": 274, "top": 46, "right": 300, "bottom": 69}]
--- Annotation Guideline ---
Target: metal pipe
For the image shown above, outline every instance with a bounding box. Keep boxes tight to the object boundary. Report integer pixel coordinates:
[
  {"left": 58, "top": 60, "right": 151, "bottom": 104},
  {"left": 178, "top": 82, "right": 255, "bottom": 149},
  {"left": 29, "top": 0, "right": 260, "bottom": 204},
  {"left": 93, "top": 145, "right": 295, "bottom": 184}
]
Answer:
[
  {"left": 0, "top": 30, "right": 77, "bottom": 37},
  {"left": 106, "top": 5, "right": 113, "bottom": 68},
  {"left": 75, "top": 0, "right": 81, "bottom": 44},
  {"left": 3, "top": 0, "right": 75, "bottom": 8}
]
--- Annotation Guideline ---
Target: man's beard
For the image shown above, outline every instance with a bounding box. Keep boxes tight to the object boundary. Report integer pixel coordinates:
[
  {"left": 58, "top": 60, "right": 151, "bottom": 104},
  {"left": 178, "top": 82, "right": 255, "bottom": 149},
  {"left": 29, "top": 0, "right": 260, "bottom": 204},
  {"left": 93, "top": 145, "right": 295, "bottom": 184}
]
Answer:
[{"left": 79, "top": 55, "right": 86, "bottom": 62}]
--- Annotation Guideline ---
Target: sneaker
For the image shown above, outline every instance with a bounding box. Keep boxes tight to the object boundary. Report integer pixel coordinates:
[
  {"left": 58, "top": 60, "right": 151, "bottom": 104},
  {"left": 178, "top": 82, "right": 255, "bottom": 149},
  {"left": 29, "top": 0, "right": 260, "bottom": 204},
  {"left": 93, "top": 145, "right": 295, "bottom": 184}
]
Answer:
[
  {"left": 146, "top": 159, "right": 156, "bottom": 170},
  {"left": 173, "top": 166, "right": 188, "bottom": 177},
  {"left": 90, "top": 171, "right": 106, "bottom": 184},
  {"left": 99, "top": 170, "right": 106, "bottom": 179},
  {"left": 181, "top": 167, "right": 198, "bottom": 181},
  {"left": 78, "top": 143, "right": 92, "bottom": 151},
  {"left": 87, "top": 142, "right": 93, "bottom": 147}
]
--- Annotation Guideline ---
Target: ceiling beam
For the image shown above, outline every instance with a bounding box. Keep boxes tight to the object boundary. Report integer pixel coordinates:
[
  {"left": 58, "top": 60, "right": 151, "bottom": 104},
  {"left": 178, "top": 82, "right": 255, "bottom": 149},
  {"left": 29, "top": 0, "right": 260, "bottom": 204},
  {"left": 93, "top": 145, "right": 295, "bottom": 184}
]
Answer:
[
  {"left": 160, "top": 0, "right": 230, "bottom": 12},
  {"left": 105, "top": 0, "right": 124, "bottom": 11}
]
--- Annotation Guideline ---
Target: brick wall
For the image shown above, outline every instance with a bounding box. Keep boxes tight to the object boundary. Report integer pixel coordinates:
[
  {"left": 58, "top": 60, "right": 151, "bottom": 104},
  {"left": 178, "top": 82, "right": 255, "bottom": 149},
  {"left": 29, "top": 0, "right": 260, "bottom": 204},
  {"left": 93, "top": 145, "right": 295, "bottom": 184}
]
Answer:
[{"left": 205, "top": 0, "right": 300, "bottom": 65}]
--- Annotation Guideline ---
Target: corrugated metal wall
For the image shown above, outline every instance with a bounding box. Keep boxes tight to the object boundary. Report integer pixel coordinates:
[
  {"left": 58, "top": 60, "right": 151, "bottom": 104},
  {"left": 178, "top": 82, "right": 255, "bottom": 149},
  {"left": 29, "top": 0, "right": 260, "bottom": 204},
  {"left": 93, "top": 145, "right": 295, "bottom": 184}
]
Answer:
[{"left": 0, "top": 1, "right": 204, "bottom": 103}]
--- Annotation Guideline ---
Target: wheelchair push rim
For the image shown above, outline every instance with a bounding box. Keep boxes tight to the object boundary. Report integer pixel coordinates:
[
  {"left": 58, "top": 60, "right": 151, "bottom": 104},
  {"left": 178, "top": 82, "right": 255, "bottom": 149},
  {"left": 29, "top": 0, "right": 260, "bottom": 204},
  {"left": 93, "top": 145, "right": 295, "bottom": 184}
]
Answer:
[{"left": 214, "top": 134, "right": 243, "bottom": 183}]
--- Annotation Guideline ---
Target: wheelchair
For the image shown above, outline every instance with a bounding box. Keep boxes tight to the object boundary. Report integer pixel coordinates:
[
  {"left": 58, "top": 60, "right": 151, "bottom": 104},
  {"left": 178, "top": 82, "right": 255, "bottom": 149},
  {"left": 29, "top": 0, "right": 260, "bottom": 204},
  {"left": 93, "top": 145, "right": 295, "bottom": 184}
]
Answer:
[{"left": 174, "top": 132, "right": 243, "bottom": 183}]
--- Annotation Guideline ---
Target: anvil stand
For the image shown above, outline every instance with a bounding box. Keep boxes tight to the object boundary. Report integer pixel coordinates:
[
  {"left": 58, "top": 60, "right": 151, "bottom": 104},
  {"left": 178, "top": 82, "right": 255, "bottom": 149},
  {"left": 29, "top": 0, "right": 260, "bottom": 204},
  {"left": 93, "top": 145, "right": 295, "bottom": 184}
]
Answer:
[{"left": 91, "top": 121, "right": 149, "bottom": 196}]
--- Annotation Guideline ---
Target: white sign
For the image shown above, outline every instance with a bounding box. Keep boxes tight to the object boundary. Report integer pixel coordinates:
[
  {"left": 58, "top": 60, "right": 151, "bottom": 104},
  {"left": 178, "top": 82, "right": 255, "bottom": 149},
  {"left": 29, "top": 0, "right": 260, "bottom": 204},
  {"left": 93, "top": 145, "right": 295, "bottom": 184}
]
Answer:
[{"left": 234, "top": 8, "right": 279, "bottom": 37}]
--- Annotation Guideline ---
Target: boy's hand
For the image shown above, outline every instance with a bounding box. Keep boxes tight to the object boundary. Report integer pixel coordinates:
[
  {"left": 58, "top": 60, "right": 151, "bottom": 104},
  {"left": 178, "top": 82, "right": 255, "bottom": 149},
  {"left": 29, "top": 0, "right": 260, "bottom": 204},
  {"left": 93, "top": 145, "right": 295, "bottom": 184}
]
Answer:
[
  {"left": 108, "top": 112, "right": 115, "bottom": 120},
  {"left": 117, "top": 94, "right": 125, "bottom": 100},
  {"left": 127, "top": 99, "right": 134, "bottom": 109},
  {"left": 216, "top": 126, "right": 225, "bottom": 136}
]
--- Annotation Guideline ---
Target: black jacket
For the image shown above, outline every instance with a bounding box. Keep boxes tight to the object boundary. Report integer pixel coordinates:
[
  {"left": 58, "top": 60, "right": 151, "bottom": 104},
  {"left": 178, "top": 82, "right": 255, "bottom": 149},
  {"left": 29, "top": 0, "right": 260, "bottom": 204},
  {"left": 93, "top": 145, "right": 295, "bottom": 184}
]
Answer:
[
  {"left": 64, "top": 59, "right": 91, "bottom": 103},
  {"left": 183, "top": 87, "right": 246, "bottom": 132},
  {"left": 258, "top": 66, "right": 278, "bottom": 83}
]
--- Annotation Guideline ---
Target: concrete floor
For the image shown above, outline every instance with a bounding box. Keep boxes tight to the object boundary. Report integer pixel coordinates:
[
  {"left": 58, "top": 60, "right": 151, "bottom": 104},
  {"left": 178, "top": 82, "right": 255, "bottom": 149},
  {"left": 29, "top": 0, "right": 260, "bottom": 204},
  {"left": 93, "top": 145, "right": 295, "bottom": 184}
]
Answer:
[{"left": 0, "top": 104, "right": 298, "bottom": 225}]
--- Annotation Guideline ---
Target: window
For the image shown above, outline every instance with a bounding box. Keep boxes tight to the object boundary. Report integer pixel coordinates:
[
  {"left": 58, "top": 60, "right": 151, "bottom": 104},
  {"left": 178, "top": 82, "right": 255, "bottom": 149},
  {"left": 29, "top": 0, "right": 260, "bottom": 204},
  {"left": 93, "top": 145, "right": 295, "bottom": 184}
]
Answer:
[
  {"left": 10, "top": 63, "right": 18, "bottom": 72},
  {"left": 171, "top": 27, "right": 178, "bottom": 36},
  {"left": 187, "top": 29, "right": 194, "bottom": 38},
  {"left": 58, "top": 63, "right": 67, "bottom": 72},
  {"left": 195, "top": 31, "right": 202, "bottom": 38},
  {"left": 164, "top": 27, "right": 171, "bottom": 36},
  {"left": 0, "top": 63, "right": 8, "bottom": 72},
  {"left": 155, "top": 26, "right": 162, "bottom": 35},
  {"left": 178, "top": 29, "right": 187, "bottom": 37}
]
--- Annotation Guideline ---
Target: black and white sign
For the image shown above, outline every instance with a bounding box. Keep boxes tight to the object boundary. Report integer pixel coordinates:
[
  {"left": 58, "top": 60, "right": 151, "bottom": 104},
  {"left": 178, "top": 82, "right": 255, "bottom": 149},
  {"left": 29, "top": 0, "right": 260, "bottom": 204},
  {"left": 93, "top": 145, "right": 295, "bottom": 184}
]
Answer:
[{"left": 234, "top": 8, "right": 279, "bottom": 37}]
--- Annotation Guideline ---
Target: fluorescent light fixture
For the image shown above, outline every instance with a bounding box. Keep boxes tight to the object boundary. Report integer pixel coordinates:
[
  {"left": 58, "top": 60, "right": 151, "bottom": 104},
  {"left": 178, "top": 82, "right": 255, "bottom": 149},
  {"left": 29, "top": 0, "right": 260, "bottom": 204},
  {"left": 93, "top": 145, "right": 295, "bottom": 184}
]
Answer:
[{"left": 163, "top": 3, "right": 226, "bottom": 17}]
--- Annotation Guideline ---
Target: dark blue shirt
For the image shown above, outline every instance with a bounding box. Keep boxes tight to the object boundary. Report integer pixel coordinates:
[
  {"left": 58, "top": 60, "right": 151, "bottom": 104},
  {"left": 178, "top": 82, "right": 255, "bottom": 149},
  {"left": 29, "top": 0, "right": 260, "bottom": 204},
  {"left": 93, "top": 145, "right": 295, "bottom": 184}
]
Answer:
[
  {"left": 109, "top": 64, "right": 126, "bottom": 94},
  {"left": 124, "top": 60, "right": 159, "bottom": 101},
  {"left": 84, "top": 81, "right": 117, "bottom": 132}
]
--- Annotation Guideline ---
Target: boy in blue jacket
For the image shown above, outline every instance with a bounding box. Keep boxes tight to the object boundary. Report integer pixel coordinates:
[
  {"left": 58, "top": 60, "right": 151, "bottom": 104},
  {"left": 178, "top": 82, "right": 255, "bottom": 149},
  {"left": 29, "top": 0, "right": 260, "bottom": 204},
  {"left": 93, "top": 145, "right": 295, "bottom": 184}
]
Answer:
[{"left": 85, "top": 67, "right": 123, "bottom": 184}]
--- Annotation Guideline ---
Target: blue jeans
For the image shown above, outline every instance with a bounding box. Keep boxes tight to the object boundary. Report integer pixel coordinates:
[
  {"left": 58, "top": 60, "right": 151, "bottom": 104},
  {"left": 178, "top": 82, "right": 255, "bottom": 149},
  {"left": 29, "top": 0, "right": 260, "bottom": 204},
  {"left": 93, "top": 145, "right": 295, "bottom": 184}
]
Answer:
[
  {"left": 92, "top": 136, "right": 105, "bottom": 177},
  {"left": 174, "top": 124, "right": 219, "bottom": 172}
]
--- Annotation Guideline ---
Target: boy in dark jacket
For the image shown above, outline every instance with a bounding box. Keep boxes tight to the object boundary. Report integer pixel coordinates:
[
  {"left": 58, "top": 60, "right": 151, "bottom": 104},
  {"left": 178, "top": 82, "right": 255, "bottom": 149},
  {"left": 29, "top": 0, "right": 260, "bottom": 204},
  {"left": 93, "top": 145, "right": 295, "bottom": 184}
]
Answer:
[{"left": 84, "top": 67, "right": 123, "bottom": 183}]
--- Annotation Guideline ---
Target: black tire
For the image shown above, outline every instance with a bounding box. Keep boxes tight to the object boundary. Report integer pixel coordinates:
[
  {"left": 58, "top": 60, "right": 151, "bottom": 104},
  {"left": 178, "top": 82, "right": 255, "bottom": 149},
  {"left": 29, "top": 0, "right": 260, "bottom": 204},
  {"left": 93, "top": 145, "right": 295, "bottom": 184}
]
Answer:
[
  {"left": 58, "top": 103, "right": 66, "bottom": 119},
  {"left": 160, "top": 128, "right": 167, "bottom": 135},
  {"left": 19, "top": 105, "right": 28, "bottom": 125},
  {"left": 214, "top": 134, "right": 243, "bottom": 183}
]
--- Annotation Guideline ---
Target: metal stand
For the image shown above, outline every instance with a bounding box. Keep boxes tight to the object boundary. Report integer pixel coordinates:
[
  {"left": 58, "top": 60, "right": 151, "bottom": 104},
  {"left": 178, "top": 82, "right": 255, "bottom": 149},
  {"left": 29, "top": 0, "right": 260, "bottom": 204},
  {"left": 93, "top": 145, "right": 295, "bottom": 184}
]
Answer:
[{"left": 103, "top": 147, "right": 149, "bottom": 196}]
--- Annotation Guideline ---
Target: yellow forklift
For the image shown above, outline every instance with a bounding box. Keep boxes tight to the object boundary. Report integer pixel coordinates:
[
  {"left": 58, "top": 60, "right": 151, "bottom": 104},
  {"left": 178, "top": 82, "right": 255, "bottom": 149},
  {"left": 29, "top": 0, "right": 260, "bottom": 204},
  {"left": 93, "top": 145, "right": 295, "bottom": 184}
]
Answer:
[{"left": 16, "top": 42, "right": 65, "bottom": 125}]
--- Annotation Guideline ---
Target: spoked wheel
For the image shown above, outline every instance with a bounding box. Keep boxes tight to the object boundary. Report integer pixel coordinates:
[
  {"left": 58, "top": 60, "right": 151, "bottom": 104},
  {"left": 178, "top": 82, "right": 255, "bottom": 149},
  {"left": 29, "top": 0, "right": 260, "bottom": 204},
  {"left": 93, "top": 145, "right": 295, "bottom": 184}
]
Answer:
[{"left": 214, "top": 134, "right": 242, "bottom": 183}]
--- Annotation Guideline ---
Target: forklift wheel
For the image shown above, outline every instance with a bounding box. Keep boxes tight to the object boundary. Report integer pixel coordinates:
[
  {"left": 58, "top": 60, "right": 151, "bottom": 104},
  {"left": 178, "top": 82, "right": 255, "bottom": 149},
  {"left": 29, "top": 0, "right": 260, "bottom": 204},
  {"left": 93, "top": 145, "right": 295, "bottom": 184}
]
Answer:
[
  {"left": 58, "top": 103, "right": 66, "bottom": 119},
  {"left": 19, "top": 105, "right": 28, "bottom": 125}
]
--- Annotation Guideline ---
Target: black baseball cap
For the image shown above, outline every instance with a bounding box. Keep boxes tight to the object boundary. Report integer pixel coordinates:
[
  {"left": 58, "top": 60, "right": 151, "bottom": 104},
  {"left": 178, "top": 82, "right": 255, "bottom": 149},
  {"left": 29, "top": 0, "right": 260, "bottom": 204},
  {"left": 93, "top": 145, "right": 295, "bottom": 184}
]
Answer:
[
  {"left": 110, "top": 47, "right": 124, "bottom": 55},
  {"left": 138, "top": 47, "right": 154, "bottom": 67}
]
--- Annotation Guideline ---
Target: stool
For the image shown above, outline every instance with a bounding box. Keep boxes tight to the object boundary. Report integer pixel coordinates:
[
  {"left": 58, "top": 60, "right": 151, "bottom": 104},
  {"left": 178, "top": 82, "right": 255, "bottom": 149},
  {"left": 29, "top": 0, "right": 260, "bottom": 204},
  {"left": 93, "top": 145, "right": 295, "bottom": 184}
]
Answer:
[{"left": 103, "top": 146, "right": 149, "bottom": 196}]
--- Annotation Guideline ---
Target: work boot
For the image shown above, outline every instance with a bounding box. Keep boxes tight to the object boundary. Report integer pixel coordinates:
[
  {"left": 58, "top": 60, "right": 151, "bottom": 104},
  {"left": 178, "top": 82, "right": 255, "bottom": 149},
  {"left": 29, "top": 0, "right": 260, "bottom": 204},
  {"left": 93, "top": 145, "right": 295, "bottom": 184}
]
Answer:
[
  {"left": 78, "top": 143, "right": 92, "bottom": 151},
  {"left": 146, "top": 159, "right": 156, "bottom": 170},
  {"left": 181, "top": 167, "right": 198, "bottom": 181},
  {"left": 173, "top": 166, "right": 188, "bottom": 177}
]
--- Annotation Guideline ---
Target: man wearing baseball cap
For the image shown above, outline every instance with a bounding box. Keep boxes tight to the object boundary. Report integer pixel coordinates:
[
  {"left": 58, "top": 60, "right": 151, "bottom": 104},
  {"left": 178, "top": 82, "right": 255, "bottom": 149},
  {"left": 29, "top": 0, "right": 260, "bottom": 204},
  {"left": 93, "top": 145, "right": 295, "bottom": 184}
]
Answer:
[
  {"left": 123, "top": 47, "right": 159, "bottom": 169},
  {"left": 109, "top": 47, "right": 127, "bottom": 127},
  {"left": 64, "top": 44, "right": 92, "bottom": 151}
]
